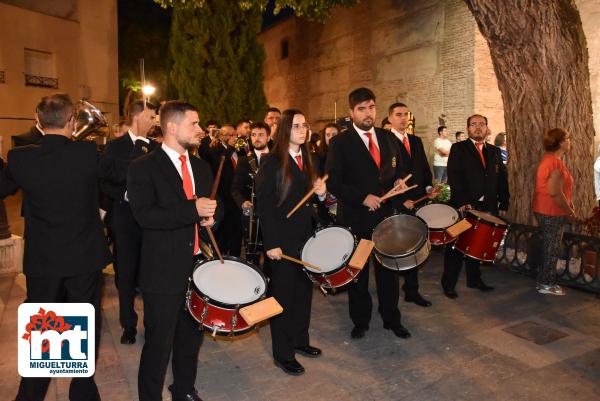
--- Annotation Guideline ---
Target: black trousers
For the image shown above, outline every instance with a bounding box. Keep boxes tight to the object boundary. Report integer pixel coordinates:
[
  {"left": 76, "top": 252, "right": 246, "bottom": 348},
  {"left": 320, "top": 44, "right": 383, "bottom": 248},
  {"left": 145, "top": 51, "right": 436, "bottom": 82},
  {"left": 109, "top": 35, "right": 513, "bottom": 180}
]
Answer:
[
  {"left": 216, "top": 203, "right": 242, "bottom": 257},
  {"left": 269, "top": 259, "right": 313, "bottom": 362},
  {"left": 441, "top": 246, "right": 483, "bottom": 289},
  {"left": 138, "top": 291, "right": 204, "bottom": 401},
  {"left": 112, "top": 201, "right": 141, "bottom": 332},
  {"left": 348, "top": 256, "right": 403, "bottom": 329},
  {"left": 16, "top": 270, "right": 103, "bottom": 401},
  {"left": 399, "top": 268, "right": 420, "bottom": 296}
]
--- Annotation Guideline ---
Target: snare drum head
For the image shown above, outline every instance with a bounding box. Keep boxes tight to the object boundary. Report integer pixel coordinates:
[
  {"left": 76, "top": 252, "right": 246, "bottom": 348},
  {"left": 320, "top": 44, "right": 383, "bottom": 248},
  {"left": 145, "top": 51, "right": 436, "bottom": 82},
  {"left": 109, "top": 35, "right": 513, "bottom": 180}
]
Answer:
[
  {"left": 192, "top": 259, "right": 266, "bottom": 305},
  {"left": 468, "top": 210, "right": 507, "bottom": 226},
  {"left": 301, "top": 226, "right": 355, "bottom": 273},
  {"left": 415, "top": 203, "right": 459, "bottom": 229},
  {"left": 372, "top": 214, "right": 428, "bottom": 257}
]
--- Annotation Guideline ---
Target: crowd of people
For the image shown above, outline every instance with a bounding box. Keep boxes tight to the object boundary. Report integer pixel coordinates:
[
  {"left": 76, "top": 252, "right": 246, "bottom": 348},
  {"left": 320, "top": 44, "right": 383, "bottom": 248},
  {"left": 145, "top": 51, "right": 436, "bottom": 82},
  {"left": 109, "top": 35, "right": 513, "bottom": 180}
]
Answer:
[{"left": 1, "top": 87, "right": 578, "bottom": 401}]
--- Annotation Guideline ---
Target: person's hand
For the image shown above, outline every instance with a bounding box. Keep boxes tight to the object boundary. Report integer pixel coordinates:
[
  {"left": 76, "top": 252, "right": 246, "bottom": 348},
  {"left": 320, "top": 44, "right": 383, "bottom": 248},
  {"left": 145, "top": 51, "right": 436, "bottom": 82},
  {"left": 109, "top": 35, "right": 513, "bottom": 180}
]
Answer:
[
  {"left": 313, "top": 177, "right": 327, "bottom": 196},
  {"left": 458, "top": 204, "right": 472, "bottom": 213},
  {"left": 200, "top": 216, "right": 214, "bottom": 227},
  {"left": 242, "top": 200, "right": 253, "bottom": 209},
  {"left": 266, "top": 247, "right": 282, "bottom": 260},
  {"left": 393, "top": 178, "right": 409, "bottom": 192},
  {"left": 403, "top": 200, "right": 415, "bottom": 210},
  {"left": 363, "top": 194, "right": 382, "bottom": 211},
  {"left": 195, "top": 197, "right": 217, "bottom": 217},
  {"left": 499, "top": 210, "right": 507, "bottom": 217}
]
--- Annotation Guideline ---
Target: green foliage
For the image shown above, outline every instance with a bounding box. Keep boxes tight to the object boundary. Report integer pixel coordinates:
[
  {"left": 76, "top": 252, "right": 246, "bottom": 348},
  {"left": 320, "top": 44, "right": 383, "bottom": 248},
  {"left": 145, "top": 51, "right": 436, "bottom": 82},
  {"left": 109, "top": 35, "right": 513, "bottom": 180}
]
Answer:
[
  {"left": 169, "top": 1, "right": 267, "bottom": 123},
  {"left": 155, "top": 0, "right": 360, "bottom": 22}
]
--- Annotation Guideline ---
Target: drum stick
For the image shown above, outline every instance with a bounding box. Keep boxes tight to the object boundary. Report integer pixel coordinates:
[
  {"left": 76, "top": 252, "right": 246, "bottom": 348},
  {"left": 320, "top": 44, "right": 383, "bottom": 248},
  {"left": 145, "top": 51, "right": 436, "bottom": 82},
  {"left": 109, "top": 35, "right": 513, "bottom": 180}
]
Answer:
[
  {"left": 381, "top": 174, "right": 412, "bottom": 201},
  {"left": 411, "top": 193, "right": 431, "bottom": 205},
  {"left": 286, "top": 174, "right": 329, "bottom": 219},
  {"left": 380, "top": 184, "right": 418, "bottom": 202},
  {"left": 281, "top": 254, "right": 322, "bottom": 271},
  {"left": 206, "top": 155, "right": 225, "bottom": 264}
]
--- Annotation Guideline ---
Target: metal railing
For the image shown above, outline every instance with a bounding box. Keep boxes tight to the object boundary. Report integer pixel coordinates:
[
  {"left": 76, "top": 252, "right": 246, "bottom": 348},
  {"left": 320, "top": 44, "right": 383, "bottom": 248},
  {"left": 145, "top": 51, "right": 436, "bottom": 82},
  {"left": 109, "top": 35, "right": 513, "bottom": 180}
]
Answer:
[
  {"left": 24, "top": 74, "right": 58, "bottom": 89},
  {"left": 495, "top": 223, "right": 600, "bottom": 294}
]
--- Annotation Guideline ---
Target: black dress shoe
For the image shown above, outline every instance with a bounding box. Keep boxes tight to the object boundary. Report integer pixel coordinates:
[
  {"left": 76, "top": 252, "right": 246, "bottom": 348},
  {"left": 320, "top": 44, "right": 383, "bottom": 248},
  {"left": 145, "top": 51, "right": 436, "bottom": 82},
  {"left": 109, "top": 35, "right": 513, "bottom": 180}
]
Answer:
[
  {"left": 383, "top": 323, "right": 412, "bottom": 339},
  {"left": 350, "top": 325, "right": 368, "bottom": 339},
  {"left": 405, "top": 293, "right": 433, "bottom": 307},
  {"left": 294, "top": 345, "right": 322, "bottom": 357},
  {"left": 168, "top": 385, "right": 203, "bottom": 401},
  {"left": 120, "top": 328, "right": 136, "bottom": 345},
  {"left": 443, "top": 288, "right": 459, "bottom": 299},
  {"left": 274, "top": 358, "right": 305, "bottom": 376},
  {"left": 467, "top": 282, "right": 495, "bottom": 292}
]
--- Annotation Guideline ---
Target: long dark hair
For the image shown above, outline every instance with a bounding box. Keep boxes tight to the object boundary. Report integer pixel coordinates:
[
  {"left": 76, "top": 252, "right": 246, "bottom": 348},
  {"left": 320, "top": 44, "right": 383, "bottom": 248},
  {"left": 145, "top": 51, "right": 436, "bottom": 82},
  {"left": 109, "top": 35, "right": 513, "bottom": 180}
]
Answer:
[{"left": 272, "top": 109, "right": 317, "bottom": 206}]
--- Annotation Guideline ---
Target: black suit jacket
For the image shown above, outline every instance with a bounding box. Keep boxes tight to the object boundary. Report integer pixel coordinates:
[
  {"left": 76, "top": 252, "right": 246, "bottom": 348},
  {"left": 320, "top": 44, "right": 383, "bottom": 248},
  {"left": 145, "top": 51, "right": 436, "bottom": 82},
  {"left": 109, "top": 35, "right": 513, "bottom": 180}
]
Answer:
[
  {"left": 12, "top": 126, "right": 44, "bottom": 147},
  {"left": 0, "top": 135, "right": 111, "bottom": 277},
  {"left": 127, "top": 147, "right": 223, "bottom": 294},
  {"left": 392, "top": 132, "right": 433, "bottom": 199},
  {"left": 447, "top": 140, "right": 509, "bottom": 212},
  {"left": 326, "top": 127, "right": 408, "bottom": 238},
  {"left": 207, "top": 144, "right": 242, "bottom": 209},
  {"left": 231, "top": 152, "right": 261, "bottom": 208}
]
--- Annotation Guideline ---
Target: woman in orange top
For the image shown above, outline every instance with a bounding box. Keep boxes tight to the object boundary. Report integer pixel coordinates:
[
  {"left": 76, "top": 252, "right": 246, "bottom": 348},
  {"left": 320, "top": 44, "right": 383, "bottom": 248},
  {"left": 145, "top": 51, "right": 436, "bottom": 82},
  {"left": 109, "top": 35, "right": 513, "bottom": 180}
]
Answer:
[{"left": 532, "top": 128, "right": 575, "bottom": 296}]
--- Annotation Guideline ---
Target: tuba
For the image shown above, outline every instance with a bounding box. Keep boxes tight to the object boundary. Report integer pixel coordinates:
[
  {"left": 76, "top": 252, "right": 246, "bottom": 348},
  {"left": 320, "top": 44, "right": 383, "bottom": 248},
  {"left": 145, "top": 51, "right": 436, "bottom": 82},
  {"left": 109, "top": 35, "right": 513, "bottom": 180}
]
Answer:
[{"left": 73, "top": 100, "right": 108, "bottom": 141}]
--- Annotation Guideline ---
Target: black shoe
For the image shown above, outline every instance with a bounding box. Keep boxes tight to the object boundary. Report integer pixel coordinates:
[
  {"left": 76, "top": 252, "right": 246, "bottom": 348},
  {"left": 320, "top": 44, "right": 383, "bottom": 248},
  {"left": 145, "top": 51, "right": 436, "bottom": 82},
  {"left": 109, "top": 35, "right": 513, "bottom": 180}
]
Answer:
[
  {"left": 294, "top": 345, "right": 322, "bottom": 358},
  {"left": 443, "top": 288, "right": 459, "bottom": 299},
  {"left": 120, "top": 328, "right": 136, "bottom": 345},
  {"left": 350, "top": 325, "right": 368, "bottom": 339},
  {"left": 168, "top": 385, "right": 203, "bottom": 401},
  {"left": 274, "top": 358, "right": 305, "bottom": 376},
  {"left": 467, "top": 282, "right": 495, "bottom": 292},
  {"left": 405, "top": 293, "right": 432, "bottom": 307},
  {"left": 383, "top": 323, "right": 412, "bottom": 339}
]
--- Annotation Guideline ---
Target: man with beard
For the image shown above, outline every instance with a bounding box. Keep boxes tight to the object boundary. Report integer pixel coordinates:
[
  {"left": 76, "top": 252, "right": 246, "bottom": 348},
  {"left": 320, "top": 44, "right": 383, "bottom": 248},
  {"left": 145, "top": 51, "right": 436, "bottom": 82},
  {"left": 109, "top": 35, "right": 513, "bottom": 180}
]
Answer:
[
  {"left": 231, "top": 121, "right": 270, "bottom": 266},
  {"left": 127, "top": 101, "right": 220, "bottom": 401},
  {"left": 441, "top": 114, "right": 509, "bottom": 298},
  {"left": 326, "top": 87, "right": 412, "bottom": 340},
  {"left": 264, "top": 107, "right": 281, "bottom": 144}
]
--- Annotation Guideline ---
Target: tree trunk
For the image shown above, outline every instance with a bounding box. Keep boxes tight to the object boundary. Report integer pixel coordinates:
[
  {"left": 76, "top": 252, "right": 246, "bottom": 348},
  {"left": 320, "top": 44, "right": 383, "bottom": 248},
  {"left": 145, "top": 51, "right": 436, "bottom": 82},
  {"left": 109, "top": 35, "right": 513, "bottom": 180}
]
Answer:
[{"left": 463, "top": 0, "right": 596, "bottom": 224}]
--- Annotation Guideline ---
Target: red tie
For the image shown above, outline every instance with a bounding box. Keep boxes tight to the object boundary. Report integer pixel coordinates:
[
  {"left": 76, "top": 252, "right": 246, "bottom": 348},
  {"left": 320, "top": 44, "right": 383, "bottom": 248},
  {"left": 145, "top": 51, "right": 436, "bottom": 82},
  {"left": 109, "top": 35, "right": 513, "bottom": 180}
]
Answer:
[
  {"left": 295, "top": 155, "right": 303, "bottom": 171},
  {"left": 364, "top": 132, "right": 381, "bottom": 169},
  {"left": 402, "top": 135, "right": 411, "bottom": 156},
  {"left": 231, "top": 154, "right": 237, "bottom": 169},
  {"left": 179, "top": 155, "right": 199, "bottom": 254},
  {"left": 475, "top": 142, "right": 486, "bottom": 168}
]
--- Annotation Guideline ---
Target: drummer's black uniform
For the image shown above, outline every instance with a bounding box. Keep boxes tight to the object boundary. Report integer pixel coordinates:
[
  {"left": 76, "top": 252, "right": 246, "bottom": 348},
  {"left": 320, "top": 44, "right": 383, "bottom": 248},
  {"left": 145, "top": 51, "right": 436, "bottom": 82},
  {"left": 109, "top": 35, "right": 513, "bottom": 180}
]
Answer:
[
  {"left": 390, "top": 130, "right": 433, "bottom": 299},
  {"left": 442, "top": 140, "right": 508, "bottom": 291},
  {"left": 326, "top": 126, "right": 409, "bottom": 332},
  {"left": 256, "top": 152, "right": 316, "bottom": 363},
  {"left": 127, "top": 145, "right": 222, "bottom": 401}
]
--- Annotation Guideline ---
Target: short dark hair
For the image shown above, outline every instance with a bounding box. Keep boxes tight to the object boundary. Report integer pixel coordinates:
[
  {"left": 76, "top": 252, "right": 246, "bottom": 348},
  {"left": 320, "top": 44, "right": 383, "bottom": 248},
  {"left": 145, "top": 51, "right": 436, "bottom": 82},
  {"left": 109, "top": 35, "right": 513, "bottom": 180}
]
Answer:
[
  {"left": 221, "top": 123, "right": 235, "bottom": 130},
  {"left": 388, "top": 102, "right": 408, "bottom": 115},
  {"left": 205, "top": 119, "right": 219, "bottom": 127},
  {"left": 266, "top": 107, "right": 281, "bottom": 115},
  {"left": 494, "top": 132, "right": 507, "bottom": 147},
  {"left": 236, "top": 118, "right": 250, "bottom": 128},
  {"left": 159, "top": 101, "right": 197, "bottom": 131},
  {"left": 349, "top": 87, "right": 376, "bottom": 110},
  {"left": 455, "top": 131, "right": 464, "bottom": 140},
  {"left": 542, "top": 128, "right": 568, "bottom": 152},
  {"left": 36, "top": 93, "right": 74, "bottom": 129},
  {"left": 437, "top": 126, "right": 447, "bottom": 134},
  {"left": 127, "top": 100, "right": 157, "bottom": 125},
  {"left": 250, "top": 121, "right": 270, "bottom": 132},
  {"left": 381, "top": 117, "right": 390, "bottom": 128},
  {"left": 467, "top": 114, "right": 488, "bottom": 127}
]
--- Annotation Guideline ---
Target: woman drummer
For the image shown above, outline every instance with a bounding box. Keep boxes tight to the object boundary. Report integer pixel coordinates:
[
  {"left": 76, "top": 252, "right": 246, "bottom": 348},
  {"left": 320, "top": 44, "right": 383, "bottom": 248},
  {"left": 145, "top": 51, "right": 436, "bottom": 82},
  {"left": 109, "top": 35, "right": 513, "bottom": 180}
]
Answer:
[{"left": 256, "top": 109, "right": 327, "bottom": 376}]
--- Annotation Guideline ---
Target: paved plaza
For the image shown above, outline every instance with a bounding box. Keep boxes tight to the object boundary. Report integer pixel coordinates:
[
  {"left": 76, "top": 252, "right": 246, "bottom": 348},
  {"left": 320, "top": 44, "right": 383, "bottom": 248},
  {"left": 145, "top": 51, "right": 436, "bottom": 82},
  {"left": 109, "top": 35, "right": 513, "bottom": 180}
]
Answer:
[{"left": 0, "top": 248, "right": 599, "bottom": 401}]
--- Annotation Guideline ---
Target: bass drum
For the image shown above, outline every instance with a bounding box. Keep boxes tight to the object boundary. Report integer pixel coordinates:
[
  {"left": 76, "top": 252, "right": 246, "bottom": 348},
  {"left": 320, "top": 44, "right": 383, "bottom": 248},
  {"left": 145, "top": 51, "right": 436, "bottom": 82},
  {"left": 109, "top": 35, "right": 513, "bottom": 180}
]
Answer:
[{"left": 372, "top": 214, "right": 431, "bottom": 271}]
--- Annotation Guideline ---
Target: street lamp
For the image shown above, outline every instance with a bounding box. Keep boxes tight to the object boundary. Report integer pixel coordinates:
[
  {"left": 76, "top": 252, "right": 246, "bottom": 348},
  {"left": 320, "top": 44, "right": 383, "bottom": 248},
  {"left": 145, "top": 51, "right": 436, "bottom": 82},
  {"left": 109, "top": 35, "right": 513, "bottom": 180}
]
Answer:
[{"left": 142, "top": 84, "right": 156, "bottom": 96}]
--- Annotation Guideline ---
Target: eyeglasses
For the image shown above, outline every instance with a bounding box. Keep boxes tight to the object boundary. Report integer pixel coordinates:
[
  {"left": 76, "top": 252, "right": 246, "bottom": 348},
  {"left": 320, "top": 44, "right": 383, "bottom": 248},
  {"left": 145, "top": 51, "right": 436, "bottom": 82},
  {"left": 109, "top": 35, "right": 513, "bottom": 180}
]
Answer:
[{"left": 469, "top": 122, "right": 487, "bottom": 128}]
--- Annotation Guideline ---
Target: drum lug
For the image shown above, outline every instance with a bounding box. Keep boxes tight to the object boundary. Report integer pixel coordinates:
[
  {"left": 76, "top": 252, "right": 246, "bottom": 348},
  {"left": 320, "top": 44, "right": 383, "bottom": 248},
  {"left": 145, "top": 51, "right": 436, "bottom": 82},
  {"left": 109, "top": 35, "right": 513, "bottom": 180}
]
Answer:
[
  {"left": 211, "top": 323, "right": 224, "bottom": 338},
  {"left": 319, "top": 285, "right": 328, "bottom": 296},
  {"left": 199, "top": 298, "right": 209, "bottom": 329},
  {"left": 230, "top": 306, "right": 240, "bottom": 337}
]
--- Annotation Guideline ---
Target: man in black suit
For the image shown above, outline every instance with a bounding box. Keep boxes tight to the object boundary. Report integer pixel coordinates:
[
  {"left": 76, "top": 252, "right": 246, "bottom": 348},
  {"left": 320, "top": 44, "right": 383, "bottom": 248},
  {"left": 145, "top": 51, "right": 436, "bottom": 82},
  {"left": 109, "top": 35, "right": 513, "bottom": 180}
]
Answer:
[
  {"left": 99, "top": 100, "right": 158, "bottom": 345},
  {"left": 1, "top": 93, "right": 111, "bottom": 401},
  {"left": 326, "top": 88, "right": 412, "bottom": 340},
  {"left": 231, "top": 121, "right": 270, "bottom": 266},
  {"left": 12, "top": 124, "right": 44, "bottom": 147},
  {"left": 387, "top": 102, "right": 433, "bottom": 307},
  {"left": 441, "top": 114, "right": 509, "bottom": 298},
  {"left": 128, "top": 101, "right": 220, "bottom": 401}
]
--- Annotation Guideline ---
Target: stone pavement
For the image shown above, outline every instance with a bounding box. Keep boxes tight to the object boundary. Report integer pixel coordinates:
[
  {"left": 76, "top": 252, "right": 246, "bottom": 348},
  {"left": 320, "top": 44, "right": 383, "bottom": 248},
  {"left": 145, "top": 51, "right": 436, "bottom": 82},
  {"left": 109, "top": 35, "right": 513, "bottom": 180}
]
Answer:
[{"left": 0, "top": 249, "right": 599, "bottom": 401}]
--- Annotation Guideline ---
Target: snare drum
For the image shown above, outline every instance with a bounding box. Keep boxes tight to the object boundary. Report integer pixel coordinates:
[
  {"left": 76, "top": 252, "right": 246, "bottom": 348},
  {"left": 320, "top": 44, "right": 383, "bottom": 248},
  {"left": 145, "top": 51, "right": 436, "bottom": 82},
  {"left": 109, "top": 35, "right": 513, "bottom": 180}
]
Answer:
[
  {"left": 415, "top": 203, "right": 460, "bottom": 245},
  {"left": 187, "top": 257, "right": 267, "bottom": 336},
  {"left": 453, "top": 210, "right": 508, "bottom": 262},
  {"left": 372, "top": 214, "right": 431, "bottom": 271},
  {"left": 301, "top": 225, "right": 359, "bottom": 292}
]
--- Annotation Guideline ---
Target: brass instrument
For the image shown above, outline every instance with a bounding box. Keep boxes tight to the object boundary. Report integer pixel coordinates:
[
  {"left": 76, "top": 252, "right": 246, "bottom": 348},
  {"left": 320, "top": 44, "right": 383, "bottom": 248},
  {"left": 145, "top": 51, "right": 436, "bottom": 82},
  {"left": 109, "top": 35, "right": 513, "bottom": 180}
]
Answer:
[
  {"left": 73, "top": 100, "right": 108, "bottom": 141},
  {"left": 244, "top": 154, "right": 262, "bottom": 263},
  {"left": 234, "top": 136, "right": 249, "bottom": 153}
]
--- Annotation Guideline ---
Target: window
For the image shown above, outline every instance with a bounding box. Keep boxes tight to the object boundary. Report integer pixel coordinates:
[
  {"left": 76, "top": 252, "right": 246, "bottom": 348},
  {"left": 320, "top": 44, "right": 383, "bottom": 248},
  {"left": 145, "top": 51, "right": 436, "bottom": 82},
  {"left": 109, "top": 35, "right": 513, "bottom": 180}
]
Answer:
[
  {"left": 24, "top": 49, "right": 57, "bottom": 88},
  {"left": 281, "top": 39, "right": 289, "bottom": 60}
]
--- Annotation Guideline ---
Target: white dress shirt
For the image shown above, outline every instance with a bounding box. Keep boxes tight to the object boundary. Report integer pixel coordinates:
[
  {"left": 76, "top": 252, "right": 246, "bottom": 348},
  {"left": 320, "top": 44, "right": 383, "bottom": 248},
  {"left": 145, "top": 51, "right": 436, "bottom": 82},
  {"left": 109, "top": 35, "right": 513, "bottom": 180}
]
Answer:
[
  {"left": 353, "top": 123, "right": 379, "bottom": 151},
  {"left": 161, "top": 142, "right": 195, "bottom": 194},
  {"left": 128, "top": 130, "right": 150, "bottom": 144}
]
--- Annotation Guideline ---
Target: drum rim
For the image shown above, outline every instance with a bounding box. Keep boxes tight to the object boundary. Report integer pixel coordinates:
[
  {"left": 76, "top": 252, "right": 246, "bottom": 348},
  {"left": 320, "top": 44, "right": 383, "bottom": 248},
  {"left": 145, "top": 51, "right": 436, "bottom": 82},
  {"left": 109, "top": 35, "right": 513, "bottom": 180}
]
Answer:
[
  {"left": 466, "top": 209, "right": 509, "bottom": 227},
  {"left": 372, "top": 213, "right": 428, "bottom": 258},
  {"left": 301, "top": 224, "right": 358, "bottom": 274},
  {"left": 190, "top": 255, "right": 267, "bottom": 308},
  {"left": 416, "top": 202, "right": 460, "bottom": 229}
]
